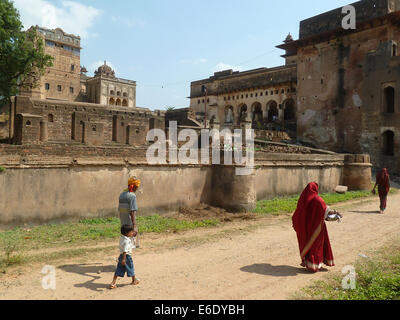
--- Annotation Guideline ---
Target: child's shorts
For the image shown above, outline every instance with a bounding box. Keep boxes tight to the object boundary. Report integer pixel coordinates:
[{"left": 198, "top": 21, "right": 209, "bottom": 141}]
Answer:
[{"left": 114, "top": 254, "right": 135, "bottom": 277}]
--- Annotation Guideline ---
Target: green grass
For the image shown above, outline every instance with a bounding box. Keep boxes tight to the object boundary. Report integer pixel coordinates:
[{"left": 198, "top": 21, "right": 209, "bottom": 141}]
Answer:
[
  {"left": 253, "top": 187, "right": 398, "bottom": 216},
  {"left": 0, "top": 215, "right": 220, "bottom": 251},
  {"left": 0, "top": 166, "right": 6, "bottom": 173},
  {"left": 297, "top": 239, "right": 400, "bottom": 300},
  {"left": 0, "top": 214, "right": 220, "bottom": 271}
]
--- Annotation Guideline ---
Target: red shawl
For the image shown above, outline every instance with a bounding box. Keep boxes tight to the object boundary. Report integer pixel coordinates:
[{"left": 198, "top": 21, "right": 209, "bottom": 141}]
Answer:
[
  {"left": 292, "top": 182, "right": 327, "bottom": 258},
  {"left": 376, "top": 168, "right": 390, "bottom": 195},
  {"left": 292, "top": 183, "right": 334, "bottom": 272}
]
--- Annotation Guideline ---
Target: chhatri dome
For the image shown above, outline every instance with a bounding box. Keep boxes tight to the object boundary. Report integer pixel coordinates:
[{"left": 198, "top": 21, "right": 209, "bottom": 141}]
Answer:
[{"left": 95, "top": 61, "right": 116, "bottom": 78}]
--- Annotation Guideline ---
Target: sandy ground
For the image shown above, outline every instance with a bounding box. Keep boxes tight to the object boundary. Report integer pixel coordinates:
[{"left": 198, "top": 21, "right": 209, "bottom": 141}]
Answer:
[{"left": 1, "top": 193, "right": 400, "bottom": 300}]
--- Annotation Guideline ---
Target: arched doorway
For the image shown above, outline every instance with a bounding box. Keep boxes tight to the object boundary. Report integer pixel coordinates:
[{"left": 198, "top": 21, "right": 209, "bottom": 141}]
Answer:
[
  {"left": 251, "top": 102, "right": 263, "bottom": 129},
  {"left": 267, "top": 101, "right": 278, "bottom": 122},
  {"left": 238, "top": 104, "right": 248, "bottom": 124},
  {"left": 383, "top": 130, "right": 395, "bottom": 156},
  {"left": 283, "top": 99, "right": 296, "bottom": 120},
  {"left": 224, "top": 106, "right": 234, "bottom": 124}
]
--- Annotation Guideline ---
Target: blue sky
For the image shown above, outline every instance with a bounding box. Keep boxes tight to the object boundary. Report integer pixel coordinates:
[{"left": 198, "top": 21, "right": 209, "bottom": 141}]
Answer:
[{"left": 13, "top": 0, "right": 352, "bottom": 110}]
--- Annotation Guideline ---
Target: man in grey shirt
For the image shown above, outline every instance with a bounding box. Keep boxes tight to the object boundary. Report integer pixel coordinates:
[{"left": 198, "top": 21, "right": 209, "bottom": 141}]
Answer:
[{"left": 119, "top": 177, "right": 141, "bottom": 247}]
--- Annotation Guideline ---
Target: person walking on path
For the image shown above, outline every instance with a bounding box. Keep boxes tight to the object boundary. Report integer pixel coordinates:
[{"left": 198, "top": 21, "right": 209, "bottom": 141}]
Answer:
[
  {"left": 109, "top": 224, "right": 140, "bottom": 289},
  {"left": 292, "top": 182, "right": 342, "bottom": 273},
  {"left": 372, "top": 168, "right": 391, "bottom": 214},
  {"left": 119, "top": 177, "right": 141, "bottom": 248}
]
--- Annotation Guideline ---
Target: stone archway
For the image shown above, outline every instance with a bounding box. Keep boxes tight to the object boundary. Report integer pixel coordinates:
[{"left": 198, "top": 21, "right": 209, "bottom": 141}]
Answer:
[
  {"left": 251, "top": 102, "right": 263, "bottom": 129},
  {"left": 224, "top": 106, "right": 234, "bottom": 124},
  {"left": 267, "top": 101, "right": 278, "bottom": 122},
  {"left": 109, "top": 98, "right": 115, "bottom": 106},
  {"left": 383, "top": 130, "right": 395, "bottom": 156},
  {"left": 238, "top": 104, "right": 248, "bottom": 125},
  {"left": 283, "top": 99, "right": 296, "bottom": 121},
  {"left": 116, "top": 98, "right": 121, "bottom": 106}
]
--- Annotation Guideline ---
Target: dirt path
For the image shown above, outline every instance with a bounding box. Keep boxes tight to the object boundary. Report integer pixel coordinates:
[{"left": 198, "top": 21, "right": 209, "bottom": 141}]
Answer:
[{"left": 1, "top": 193, "right": 400, "bottom": 300}]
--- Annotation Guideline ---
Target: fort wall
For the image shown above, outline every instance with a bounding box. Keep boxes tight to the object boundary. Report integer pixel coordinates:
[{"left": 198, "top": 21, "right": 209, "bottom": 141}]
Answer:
[{"left": 0, "top": 146, "right": 370, "bottom": 227}]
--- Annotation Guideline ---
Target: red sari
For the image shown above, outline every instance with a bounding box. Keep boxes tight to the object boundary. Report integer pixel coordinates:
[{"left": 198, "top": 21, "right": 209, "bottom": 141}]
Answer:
[
  {"left": 376, "top": 168, "right": 390, "bottom": 211},
  {"left": 292, "top": 182, "right": 335, "bottom": 272}
]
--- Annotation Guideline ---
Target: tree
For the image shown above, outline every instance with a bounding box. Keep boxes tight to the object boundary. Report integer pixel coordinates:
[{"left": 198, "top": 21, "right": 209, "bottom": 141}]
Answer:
[{"left": 0, "top": 0, "right": 53, "bottom": 105}]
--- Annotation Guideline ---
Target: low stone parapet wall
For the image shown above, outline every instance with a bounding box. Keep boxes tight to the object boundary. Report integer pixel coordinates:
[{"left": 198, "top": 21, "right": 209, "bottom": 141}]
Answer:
[{"left": 0, "top": 147, "right": 372, "bottom": 226}]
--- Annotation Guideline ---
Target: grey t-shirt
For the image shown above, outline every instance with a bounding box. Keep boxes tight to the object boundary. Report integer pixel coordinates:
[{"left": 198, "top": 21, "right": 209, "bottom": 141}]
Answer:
[{"left": 118, "top": 191, "right": 138, "bottom": 227}]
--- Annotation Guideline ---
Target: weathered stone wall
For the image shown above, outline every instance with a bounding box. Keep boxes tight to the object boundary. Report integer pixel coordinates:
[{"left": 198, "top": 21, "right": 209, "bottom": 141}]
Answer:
[
  {"left": 254, "top": 153, "right": 346, "bottom": 200},
  {"left": 19, "top": 27, "right": 81, "bottom": 101},
  {"left": 0, "top": 149, "right": 371, "bottom": 226},
  {"left": 0, "top": 164, "right": 213, "bottom": 226},
  {"left": 10, "top": 96, "right": 165, "bottom": 146},
  {"left": 296, "top": 17, "right": 400, "bottom": 174},
  {"left": 0, "top": 112, "right": 9, "bottom": 141},
  {"left": 299, "top": 0, "right": 400, "bottom": 39}
]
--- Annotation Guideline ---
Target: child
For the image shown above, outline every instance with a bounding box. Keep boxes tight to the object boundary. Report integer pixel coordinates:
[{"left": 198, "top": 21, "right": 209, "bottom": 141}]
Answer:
[{"left": 109, "top": 224, "right": 140, "bottom": 289}]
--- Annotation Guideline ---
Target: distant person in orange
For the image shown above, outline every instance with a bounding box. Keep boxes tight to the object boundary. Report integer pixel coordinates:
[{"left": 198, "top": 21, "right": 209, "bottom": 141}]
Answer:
[
  {"left": 372, "top": 168, "right": 390, "bottom": 214},
  {"left": 292, "top": 182, "right": 342, "bottom": 273}
]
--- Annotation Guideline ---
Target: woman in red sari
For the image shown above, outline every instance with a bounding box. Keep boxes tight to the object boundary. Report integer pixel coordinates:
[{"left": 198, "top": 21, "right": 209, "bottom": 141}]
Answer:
[
  {"left": 292, "top": 182, "right": 341, "bottom": 273},
  {"left": 372, "top": 168, "right": 390, "bottom": 214}
]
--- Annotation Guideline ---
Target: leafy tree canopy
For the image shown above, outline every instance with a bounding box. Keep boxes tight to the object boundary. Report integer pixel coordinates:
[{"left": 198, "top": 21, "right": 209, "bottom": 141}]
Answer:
[{"left": 0, "top": 0, "right": 53, "bottom": 104}]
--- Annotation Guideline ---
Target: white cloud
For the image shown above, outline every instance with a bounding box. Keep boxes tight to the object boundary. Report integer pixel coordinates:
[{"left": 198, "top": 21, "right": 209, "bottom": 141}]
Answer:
[
  {"left": 13, "top": 0, "right": 101, "bottom": 39},
  {"left": 213, "top": 63, "right": 242, "bottom": 72},
  {"left": 88, "top": 60, "right": 117, "bottom": 76}
]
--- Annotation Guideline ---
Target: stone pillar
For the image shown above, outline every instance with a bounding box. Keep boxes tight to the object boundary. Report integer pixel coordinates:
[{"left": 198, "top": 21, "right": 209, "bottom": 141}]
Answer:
[
  {"left": 210, "top": 165, "right": 256, "bottom": 212},
  {"left": 240, "top": 119, "right": 252, "bottom": 144},
  {"left": 278, "top": 107, "right": 284, "bottom": 121},
  {"left": 342, "top": 154, "right": 372, "bottom": 190}
]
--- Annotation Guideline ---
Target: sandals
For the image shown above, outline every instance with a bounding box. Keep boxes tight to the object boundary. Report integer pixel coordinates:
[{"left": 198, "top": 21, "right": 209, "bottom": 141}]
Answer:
[
  {"left": 109, "top": 283, "right": 117, "bottom": 289},
  {"left": 132, "top": 278, "right": 140, "bottom": 285}
]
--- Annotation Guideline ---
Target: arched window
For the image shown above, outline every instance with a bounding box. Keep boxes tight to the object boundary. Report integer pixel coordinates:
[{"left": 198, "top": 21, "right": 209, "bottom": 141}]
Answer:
[
  {"left": 383, "top": 130, "right": 395, "bottom": 156},
  {"left": 116, "top": 98, "right": 121, "bottom": 106},
  {"left": 48, "top": 114, "right": 54, "bottom": 122},
  {"left": 109, "top": 98, "right": 115, "bottom": 105},
  {"left": 122, "top": 99, "right": 128, "bottom": 107},
  {"left": 384, "top": 86, "right": 395, "bottom": 113},
  {"left": 110, "top": 90, "right": 115, "bottom": 96}
]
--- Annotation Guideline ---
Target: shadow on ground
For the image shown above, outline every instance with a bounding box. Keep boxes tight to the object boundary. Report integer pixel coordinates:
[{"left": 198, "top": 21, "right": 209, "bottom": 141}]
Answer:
[
  {"left": 240, "top": 263, "right": 316, "bottom": 277},
  {"left": 58, "top": 263, "right": 116, "bottom": 292}
]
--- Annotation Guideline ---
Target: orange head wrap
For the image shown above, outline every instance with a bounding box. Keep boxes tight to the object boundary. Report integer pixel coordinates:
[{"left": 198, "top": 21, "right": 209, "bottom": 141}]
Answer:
[{"left": 128, "top": 177, "right": 141, "bottom": 192}]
